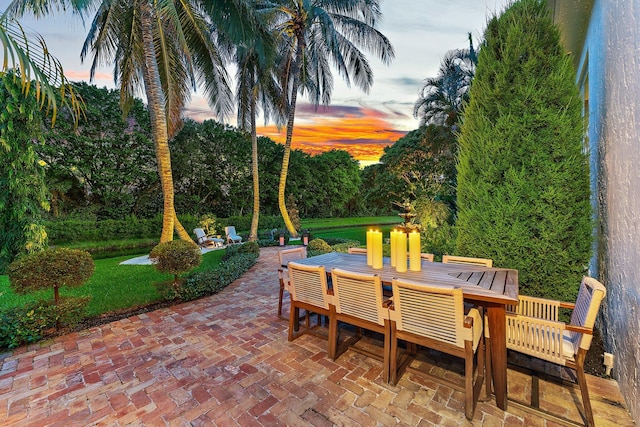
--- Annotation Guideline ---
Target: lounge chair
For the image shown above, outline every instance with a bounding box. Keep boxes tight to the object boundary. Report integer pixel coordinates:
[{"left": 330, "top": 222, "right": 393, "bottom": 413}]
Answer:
[
  {"left": 193, "top": 228, "right": 224, "bottom": 248},
  {"left": 224, "top": 226, "right": 243, "bottom": 244}
]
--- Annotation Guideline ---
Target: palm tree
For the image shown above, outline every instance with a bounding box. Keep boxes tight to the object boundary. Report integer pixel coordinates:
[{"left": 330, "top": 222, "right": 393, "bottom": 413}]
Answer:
[
  {"left": 413, "top": 34, "right": 477, "bottom": 128},
  {"left": 0, "top": 14, "right": 83, "bottom": 125},
  {"left": 233, "top": 23, "right": 284, "bottom": 241},
  {"left": 259, "top": 0, "right": 394, "bottom": 237},
  {"left": 79, "top": 0, "right": 255, "bottom": 242}
]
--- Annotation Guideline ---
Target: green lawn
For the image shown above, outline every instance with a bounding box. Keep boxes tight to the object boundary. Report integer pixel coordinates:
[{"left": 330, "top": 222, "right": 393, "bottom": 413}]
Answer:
[
  {"left": 0, "top": 216, "right": 397, "bottom": 317},
  {"left": 311, "top": 224, "right": 400, "bottom": 246},
  {"left": 0, "top": 250, "right": 225, "bottom": 317},
  {"left": 300, "top": 216, "right": 401, "bottom": 230}
]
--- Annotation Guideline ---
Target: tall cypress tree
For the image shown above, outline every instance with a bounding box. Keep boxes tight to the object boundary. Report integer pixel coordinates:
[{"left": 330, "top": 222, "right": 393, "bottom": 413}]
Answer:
[{"left": 456, "top": 0, "right": 591, "bottom": 301}]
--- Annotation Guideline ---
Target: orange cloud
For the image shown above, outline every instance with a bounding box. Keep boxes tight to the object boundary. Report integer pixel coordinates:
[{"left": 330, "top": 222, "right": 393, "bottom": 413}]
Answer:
[{"left": 258, "top": 104, "right": 407, "bottom": 162}]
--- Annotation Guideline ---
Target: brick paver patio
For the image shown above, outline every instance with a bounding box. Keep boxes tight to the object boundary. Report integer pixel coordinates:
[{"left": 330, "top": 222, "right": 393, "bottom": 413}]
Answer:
[{"left": 0, "top": 247, "right": 634, "bottom": 426}]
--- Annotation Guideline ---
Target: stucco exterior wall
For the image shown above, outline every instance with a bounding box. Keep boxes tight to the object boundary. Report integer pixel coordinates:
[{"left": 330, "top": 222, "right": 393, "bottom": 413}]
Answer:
[{"left": 578, "top": 0, "right": 640, "bottom": 421}]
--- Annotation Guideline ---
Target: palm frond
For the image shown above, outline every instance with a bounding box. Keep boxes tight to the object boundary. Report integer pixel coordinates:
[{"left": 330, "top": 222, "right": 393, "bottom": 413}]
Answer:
[{"left": 0, "top": 17, "right": 84, "bottom": 126}]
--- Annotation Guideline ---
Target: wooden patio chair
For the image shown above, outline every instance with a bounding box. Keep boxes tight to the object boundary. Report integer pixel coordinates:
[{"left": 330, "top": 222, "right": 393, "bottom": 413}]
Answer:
[
  {"left": 277, "top": 247, "right": 308, "bottom": 319},
  {"left": 389, "top": 278, "right": 485, "bottom": 420},
  {"left": 420, "top": 253, "right": 434, "bottom": 262},
  {"left": 347, "top": 247, "right": 367, "bottom": 255},
  {"left": 442, "top": 255, "right": 493, "bottom": 267},
  {"left": 329, "top": 268, "right": 392, "bottom": 383},
  {"left": 488, "top": 276, "right": 606, "bottom": 426},
  {"left": 287, "top": 262, "right": 332, "bottom": 344}
]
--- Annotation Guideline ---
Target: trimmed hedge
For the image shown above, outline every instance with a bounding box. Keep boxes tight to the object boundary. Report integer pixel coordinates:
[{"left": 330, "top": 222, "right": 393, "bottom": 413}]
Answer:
[
  {"left": 170, "top": 253, "right": 258, "bottom": 302},
  {"left": 44, "top": 215, "right": 286, "bottom": 245}
]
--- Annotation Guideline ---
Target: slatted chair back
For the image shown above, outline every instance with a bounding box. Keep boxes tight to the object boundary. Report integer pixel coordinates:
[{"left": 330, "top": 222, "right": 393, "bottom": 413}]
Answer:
[
  {"left": 278, "top": 247, "right": 307, "bottom": 267},
  {"left": 331, "top": 268, "right": 386, "bottom": 326},
  {"left": 277, "top": 247, "right": 309, "bottom": 318},
  {"left": 569, "top": 276, "right": 606, "bottom": 353},
  {"left": 420, "top": 253, "right": 434, "bottom": 262},
  {"left": 288, "top": 262, "right": 331, "bottom": 310},
  {"left": 442, "top": 255, "right": 493, "bottom": 268},
  {"left": 391, "top": 279, "right": 471, "bottom": 349},
  {"left": 347, "top": 247, "right": 367, "bottom": 255}
]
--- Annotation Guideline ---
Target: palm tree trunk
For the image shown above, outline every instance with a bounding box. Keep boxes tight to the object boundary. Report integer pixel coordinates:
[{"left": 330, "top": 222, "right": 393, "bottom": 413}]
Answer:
[
  {"left": 139, "top": 3, "right": 188, "bottom": 243},
  {"left": 249, "top": 92, "right": 260, "bottom": 242},
  {"left": 278, "top": 41, "right": 303, "bottom": 238}
]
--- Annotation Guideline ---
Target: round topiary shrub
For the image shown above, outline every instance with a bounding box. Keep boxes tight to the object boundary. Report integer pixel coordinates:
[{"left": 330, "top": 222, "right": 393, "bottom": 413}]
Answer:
[
  {"left": 307, "top": 238, "right": 332, "bottom": 253},
  {"left": 150, "top": 239, "right": 202, "bottom": 286},
  {"left": 8, "top": 247, "right": 94, "bottom": 331},
  {"left": 238, "top": 241, "right": 260, "bottom": 256},
  {"left": 8, "top": 247, "right": 94, "bottom": 303}
]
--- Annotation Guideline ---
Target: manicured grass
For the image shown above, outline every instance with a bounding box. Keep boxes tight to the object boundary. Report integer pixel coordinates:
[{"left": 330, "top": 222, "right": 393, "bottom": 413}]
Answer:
[
  {"left": 311, "top": 224, "right": 399, "bottom": 246},
  {"left": 0, "top": 216, "right": 397, "bottom": 318},
  {"left": 0, "top": 250, "right": 225, "bottom": 317},
  {"left": 300, "top": 216, "right": 401, "bottom": 230}
]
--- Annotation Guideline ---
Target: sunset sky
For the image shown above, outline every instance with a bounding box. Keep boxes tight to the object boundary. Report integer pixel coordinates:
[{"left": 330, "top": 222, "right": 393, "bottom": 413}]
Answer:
[{"left": 3, "top": 0, "right": 511, "bottom": 166}]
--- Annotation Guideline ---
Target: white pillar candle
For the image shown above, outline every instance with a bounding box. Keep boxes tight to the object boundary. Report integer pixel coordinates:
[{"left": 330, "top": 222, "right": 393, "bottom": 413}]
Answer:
[
  {"left": 366, "top": 229, "right": 373, "bottom": 266},
  {"left": 409, "top": 230, "right": 421, "bottom": 272},
  {"left": 395, "top": 231, "right": 407, "bottom": 273},
  {"left": 372, "top": 230, "right": 383, "bottom": 269},
  {"left": 390, "top": 230, "right": 398, "bottom": 267}
]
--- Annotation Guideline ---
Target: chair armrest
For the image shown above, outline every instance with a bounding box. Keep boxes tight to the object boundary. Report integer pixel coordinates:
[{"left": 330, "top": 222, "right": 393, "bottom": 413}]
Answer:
[
  {"left": 566, "top": 324, "right": 592, "bottom": 335},
  {"left": 464, "top": 308, "right": 483, "bottom": 350},
  {"left": 464, "top": 308, "right": 481, "bottom": 328}
]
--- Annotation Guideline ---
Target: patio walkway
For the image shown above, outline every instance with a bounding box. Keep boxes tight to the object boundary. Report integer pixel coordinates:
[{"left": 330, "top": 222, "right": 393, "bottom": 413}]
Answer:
[{"left": 0, "top": 247, "right": 634, "bottom": 426}]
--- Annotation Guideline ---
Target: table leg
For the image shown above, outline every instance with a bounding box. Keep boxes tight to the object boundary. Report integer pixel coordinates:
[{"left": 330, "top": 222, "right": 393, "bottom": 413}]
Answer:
[{"left": 486, "top": 304, "right": 508, "bottom": 410}]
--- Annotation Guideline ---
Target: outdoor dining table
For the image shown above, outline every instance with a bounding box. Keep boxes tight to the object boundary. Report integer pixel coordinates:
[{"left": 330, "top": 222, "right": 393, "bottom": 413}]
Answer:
[{"left": 292, "top": 251, "right": 518, "bottom": 411}]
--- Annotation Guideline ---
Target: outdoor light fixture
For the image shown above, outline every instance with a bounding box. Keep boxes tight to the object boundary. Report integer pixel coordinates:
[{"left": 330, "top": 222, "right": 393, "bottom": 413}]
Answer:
[
  {"left": 279, "top": 231, "right": 285, "bottom": 246},
  {"left": 302, "top": 230, "right": 309, "bottom": 246}
]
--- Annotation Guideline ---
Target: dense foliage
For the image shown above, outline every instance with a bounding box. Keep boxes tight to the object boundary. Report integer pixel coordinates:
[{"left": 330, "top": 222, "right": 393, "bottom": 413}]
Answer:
[
  {"left": 361, "top": 125, "right": 457, "bottom": 214},
  {"left": 456, "top": 0, "right": 591, "bottom": 300},
  {"left": 40, "top": 90, "right": 365, "bottom": 222},
  {"left": 40, "top": 82, "right": 156, "bottom": 219},
  {"left": 0, "top": 72, "right": 50, "bottom": 273},
  {"left": 0, "top": 297, "right": 90, "bottom": 349}
]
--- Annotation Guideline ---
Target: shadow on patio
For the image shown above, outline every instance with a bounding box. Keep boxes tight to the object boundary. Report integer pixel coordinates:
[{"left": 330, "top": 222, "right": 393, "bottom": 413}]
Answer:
[{"left": 0, "top": 247, "right": 633, "bottom": 426}]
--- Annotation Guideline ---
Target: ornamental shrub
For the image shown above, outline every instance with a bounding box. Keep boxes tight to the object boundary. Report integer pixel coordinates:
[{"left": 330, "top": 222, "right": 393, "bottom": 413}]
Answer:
[
  {"left": 0, "top": 297, "right": 91, "bottom": 350},
  {"left": 8, "top": 248, "right": 94, "bottom": 303},
  {"left": 456, "top": 0, "right": 591, "bottom": 301},
  {"left": 150, "top": 240, "right": 202, "bottom": 286},
  {"left": 238, "top": 241, "right": 260, "bottom": 256},
  {"left": 8, "top": 248, "right": 94, "bottom": 331},
  {"left": 307, "top": 238, "right": 333, "bottom": 254}
]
